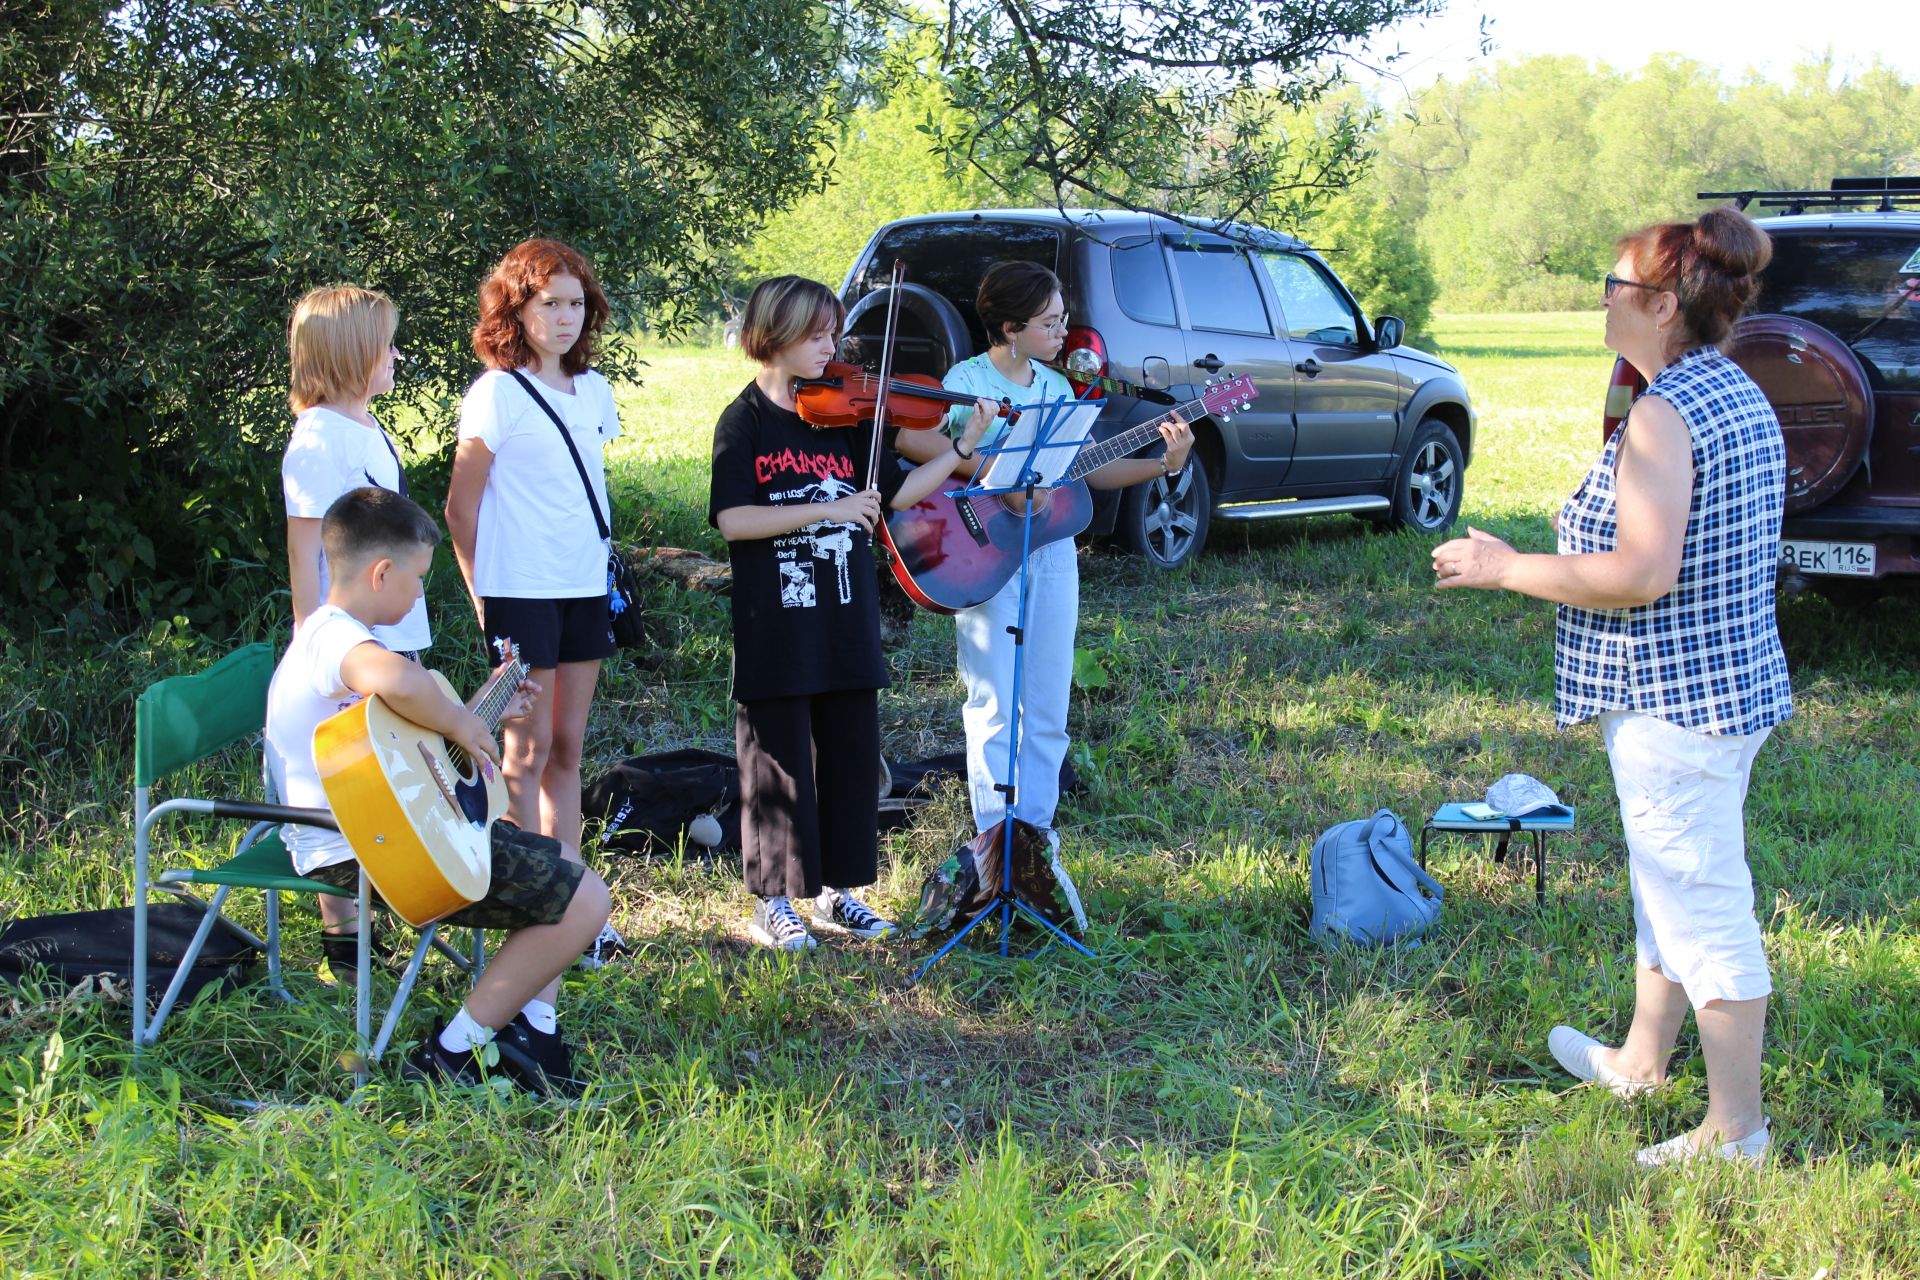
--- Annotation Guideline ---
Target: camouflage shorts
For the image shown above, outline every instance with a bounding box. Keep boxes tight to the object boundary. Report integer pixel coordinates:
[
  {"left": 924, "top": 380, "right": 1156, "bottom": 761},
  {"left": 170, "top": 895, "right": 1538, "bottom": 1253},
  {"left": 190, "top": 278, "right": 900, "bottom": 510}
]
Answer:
[{"left": 307, "top": 821, "right": 585, "bottom": 930}]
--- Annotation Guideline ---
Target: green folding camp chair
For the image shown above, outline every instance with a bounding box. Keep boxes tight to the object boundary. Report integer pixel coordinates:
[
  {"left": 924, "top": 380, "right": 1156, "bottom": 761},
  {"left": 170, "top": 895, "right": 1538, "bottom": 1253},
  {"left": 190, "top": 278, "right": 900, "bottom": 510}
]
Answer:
[{"left": 131, "top": 641, "right": 483, "bottom": 1075}]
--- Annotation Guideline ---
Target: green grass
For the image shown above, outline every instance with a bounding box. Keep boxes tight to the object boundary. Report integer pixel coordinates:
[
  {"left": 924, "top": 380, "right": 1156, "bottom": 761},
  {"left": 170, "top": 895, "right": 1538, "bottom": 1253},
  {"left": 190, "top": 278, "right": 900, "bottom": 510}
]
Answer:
[{"left": 4, "top": 313, "right": 1920, "bottom": 1277}]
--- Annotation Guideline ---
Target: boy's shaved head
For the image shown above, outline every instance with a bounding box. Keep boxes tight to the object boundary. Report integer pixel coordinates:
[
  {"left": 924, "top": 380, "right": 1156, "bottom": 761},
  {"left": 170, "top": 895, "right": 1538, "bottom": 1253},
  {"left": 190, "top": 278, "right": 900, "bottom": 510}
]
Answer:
[{"left": 321, "top": 486, "right": 441, "bottom": 572}]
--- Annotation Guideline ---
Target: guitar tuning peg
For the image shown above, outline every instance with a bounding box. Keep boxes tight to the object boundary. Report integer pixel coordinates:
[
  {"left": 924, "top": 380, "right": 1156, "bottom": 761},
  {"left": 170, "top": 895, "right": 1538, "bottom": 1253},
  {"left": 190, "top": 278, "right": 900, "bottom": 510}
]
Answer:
[{"left": 1220, "top": 413, "right": 1231, "bottom": 422}]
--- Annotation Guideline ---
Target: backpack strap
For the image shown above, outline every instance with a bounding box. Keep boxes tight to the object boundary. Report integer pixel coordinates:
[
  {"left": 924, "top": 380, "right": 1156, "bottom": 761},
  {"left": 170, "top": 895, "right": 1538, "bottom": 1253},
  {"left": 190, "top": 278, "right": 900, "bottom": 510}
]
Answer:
[{"left": 1364, "top": 811, "right": 1444, "bottom": 907}]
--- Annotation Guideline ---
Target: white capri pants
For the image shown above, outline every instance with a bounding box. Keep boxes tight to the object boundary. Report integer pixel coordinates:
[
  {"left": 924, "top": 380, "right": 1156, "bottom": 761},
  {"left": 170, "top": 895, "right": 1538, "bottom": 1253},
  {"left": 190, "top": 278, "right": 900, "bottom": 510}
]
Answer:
[{"left": 1599, "top": 710, "right": 1774, "bottom": 1006}]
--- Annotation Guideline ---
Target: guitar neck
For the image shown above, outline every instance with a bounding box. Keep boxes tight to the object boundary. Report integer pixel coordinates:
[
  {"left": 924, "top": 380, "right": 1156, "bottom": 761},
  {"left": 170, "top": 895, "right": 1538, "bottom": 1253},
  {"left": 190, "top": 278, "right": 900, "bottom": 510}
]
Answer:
[
  {"left": 470, "top": 659, "right": 526, "bottom": 733},
  {"left": 1062, "top": 396, "right": 1205, "bottom": 483},
  {"left": 444, "top": 658, "right": 527, "bottom": 773}
]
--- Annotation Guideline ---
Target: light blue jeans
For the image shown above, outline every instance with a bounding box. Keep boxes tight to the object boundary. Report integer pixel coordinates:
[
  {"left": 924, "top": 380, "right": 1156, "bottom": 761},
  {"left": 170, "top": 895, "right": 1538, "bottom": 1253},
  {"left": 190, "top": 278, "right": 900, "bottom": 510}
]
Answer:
[{"left": 954, "top": 537, "right": 1078, "bottom": 837}]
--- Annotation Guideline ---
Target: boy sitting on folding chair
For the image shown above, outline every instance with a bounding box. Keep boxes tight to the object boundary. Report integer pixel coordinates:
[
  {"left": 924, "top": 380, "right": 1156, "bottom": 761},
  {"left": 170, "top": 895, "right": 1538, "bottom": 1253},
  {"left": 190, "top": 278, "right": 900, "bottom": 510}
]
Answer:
[{"left": 265, "top": 486, "right": 612, "bottom": 1096}]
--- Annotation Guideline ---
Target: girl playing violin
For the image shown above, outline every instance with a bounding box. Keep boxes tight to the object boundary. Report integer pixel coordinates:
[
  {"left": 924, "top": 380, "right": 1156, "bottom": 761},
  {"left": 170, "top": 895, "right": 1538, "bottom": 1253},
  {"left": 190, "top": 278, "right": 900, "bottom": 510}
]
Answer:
[
  {"left": 709, "top": 275, "right": 993, "bottom": 950},
  {"left": 894, "top": 260, "right": 1193, "bottom": 853}
]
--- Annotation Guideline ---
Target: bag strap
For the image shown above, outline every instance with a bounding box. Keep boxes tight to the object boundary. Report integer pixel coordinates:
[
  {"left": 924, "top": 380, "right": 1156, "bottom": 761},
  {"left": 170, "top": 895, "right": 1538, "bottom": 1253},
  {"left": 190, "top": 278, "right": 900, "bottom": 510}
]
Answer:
[
  {"left": 374, "top": 426, "right": 410, "bottom": 498},
  {"left": 1364, "top": 811, "right": 1444, "bottom": 906},
  {"left": 508, "top": 369, "right": 610, "bottom": 542}
]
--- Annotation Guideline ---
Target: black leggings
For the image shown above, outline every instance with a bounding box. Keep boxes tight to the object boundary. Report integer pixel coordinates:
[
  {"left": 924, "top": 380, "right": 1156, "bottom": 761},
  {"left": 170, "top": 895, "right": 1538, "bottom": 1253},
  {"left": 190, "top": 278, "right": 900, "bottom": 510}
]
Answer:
[{"left": 735, "top": 688, "right": 880, "bottom": 899}]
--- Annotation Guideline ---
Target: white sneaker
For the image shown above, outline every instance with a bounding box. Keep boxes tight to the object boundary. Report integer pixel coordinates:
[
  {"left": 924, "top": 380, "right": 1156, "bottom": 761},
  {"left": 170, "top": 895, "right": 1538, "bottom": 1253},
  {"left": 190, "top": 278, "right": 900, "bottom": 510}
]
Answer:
[
  {"left": 1549, "top": 1026, "right": 1659, "bottom": 1099},
  {"left": 750, "top": 896, "right": 818, "bottom": 951},
  {"left": 1636, "top": 1121, "right": 1770, "bottom": 1168},
  {"left": 813, "top": 887, "right": 895, "bottom": 939}
]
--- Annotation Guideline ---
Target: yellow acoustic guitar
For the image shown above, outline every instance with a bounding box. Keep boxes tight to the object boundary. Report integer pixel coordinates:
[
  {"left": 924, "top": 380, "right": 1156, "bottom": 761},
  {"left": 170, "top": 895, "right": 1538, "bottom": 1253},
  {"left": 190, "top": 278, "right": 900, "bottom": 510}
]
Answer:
[{"left": 313, "top": 643, "right": 527, "bottom": 926}]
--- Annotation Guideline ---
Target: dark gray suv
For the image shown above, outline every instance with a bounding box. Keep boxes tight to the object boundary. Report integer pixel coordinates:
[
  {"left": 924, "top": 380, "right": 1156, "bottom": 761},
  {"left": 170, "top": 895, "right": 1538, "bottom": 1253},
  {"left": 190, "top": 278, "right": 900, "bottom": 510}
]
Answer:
[{"left": 838, "top": 209, "right": 1476, "bottom": 568}]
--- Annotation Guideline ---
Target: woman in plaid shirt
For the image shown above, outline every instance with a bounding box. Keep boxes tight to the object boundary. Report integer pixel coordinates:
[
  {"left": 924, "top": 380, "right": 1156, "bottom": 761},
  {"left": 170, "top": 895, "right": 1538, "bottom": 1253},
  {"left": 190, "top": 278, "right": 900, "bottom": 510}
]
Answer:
[{"left": 1433, "top": 206, "right": 1789, "bottom": 1168}]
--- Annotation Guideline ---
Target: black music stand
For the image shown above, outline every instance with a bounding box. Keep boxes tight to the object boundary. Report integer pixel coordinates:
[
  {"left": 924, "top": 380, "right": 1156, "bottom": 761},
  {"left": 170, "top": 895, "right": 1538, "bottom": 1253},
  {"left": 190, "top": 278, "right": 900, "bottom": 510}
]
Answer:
[{"left": 912, "top": 392, "right": 1100, "bottom": 982}]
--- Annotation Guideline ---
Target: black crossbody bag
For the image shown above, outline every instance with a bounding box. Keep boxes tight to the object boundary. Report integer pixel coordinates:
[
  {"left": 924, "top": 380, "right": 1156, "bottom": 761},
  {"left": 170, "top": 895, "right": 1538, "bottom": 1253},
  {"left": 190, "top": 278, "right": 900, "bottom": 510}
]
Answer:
[{"left": 508, "top": 370, "right": 645, "bottom": 650}]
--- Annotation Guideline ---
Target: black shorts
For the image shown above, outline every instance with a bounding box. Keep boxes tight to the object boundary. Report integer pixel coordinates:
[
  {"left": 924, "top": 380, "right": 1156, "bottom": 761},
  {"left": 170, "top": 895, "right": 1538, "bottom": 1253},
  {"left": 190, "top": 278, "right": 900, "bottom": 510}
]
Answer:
[
  {"left": 481, "top": 594, "right": 615, "bottom": 670},
  {"left": 307, "top": 821, "right": 585, "bottom": 930}
]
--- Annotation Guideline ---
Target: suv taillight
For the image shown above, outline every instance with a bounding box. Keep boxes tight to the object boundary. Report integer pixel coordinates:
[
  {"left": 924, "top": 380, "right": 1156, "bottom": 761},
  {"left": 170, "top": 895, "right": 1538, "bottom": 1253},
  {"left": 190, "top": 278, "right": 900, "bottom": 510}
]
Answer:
[{"left": 1061, "top": 326, "right": 1107, "bottom": 399}]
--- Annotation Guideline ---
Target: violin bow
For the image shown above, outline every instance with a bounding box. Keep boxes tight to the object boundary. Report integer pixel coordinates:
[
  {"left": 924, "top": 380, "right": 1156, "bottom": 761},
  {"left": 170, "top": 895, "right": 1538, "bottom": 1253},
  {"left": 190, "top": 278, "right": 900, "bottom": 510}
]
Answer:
[{"left": 865, "top": 259, "right": 908, "bottom": 489}]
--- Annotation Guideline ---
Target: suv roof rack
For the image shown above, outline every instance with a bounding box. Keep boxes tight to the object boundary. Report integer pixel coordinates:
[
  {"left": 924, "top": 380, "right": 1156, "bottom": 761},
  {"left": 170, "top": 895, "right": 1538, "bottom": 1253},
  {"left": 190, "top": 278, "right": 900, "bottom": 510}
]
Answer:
[{"left": 1699, "top": 177, "right": 1920, "bottom": 214}]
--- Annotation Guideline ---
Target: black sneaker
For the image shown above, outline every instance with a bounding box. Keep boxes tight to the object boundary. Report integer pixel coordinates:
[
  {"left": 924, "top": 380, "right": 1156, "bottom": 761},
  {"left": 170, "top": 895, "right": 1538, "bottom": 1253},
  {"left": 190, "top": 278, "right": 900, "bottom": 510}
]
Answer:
[
  {"left": 813, "top": 888, "right": 895, "bottom": 940},
  {"left": 750, "top": 896, "right": 818, "bottom": 950},
  {"left": 319, "top": 923, "right": 405, "bottom": 987},
  {"left": 498, "top": 1014, "right": 587, "bottom": 1098},
  {"left": 399, "top": 1025, "right": 490, "bottom": 1089}
]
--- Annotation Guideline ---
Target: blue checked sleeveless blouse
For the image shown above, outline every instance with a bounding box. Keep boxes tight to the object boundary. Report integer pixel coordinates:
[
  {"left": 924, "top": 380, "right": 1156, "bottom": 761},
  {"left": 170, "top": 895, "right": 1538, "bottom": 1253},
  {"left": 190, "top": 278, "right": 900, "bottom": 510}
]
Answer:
[{"left": 1554, "top": 346, "right": 1792, "bottom": 735}]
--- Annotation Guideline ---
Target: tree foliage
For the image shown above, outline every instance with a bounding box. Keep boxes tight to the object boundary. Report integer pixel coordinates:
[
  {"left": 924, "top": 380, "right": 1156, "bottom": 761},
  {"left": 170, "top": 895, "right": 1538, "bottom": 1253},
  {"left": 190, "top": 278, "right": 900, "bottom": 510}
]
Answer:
[
  {"left": 0, "top": 0, "right": 875, "bottom": 626},
  {"left": 1, "top": 0, "right": 1459, "bottom": 628},
  {"left": 736, "top": 33, "right": 1038, "bottom": 291},
  {"left": 930, "top": 0, "right": 1446, "bottom": 230},
  {"left": 1382, "top": 54, "right": 1920, "bottom": 311}
]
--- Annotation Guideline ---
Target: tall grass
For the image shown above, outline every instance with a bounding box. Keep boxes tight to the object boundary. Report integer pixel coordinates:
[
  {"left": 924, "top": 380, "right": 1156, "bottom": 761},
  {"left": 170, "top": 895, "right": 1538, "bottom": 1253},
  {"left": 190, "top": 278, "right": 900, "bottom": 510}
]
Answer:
[{"left": 2, "top": 314, "right": 1917, "bottom": 1277}]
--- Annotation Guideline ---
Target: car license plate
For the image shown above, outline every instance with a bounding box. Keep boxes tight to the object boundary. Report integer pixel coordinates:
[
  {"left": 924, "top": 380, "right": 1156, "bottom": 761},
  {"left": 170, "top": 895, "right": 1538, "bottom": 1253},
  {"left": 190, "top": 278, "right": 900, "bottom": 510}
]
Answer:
[{"left": 1780, "top": 540, "right": 1876, "bottom": 577}]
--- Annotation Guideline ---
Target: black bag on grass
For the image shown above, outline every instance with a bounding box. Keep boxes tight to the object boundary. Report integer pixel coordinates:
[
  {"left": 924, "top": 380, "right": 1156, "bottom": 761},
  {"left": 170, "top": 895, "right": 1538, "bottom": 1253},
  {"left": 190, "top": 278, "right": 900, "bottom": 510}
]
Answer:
[
  {"left": 0, "top": 904, "right": 259, "bottom": 1002},
  {"left": 584, "top": 749, "right": 742, "bottom": 857}
]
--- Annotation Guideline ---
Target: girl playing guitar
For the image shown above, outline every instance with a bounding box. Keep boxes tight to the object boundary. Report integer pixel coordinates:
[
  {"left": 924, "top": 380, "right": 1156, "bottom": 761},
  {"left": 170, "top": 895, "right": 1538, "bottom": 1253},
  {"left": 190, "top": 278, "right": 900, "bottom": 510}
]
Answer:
[{"left": 892, "top": 261, "right": 1193, "bottom": 855}]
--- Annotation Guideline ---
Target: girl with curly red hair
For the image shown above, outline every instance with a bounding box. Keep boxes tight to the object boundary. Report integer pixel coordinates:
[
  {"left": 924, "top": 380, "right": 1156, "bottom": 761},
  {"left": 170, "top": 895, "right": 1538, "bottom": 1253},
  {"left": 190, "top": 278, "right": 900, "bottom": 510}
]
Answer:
[{"left": 446, "top": 239, "right": 626, "bottom": 994}]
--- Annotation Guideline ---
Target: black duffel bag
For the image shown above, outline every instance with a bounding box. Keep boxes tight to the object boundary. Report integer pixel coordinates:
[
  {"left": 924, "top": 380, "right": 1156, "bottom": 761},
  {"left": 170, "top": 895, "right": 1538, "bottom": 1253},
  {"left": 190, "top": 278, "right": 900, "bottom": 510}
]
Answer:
[
  {"left": 0, "top": 903, "right": 260, "bottom": 1002},
  {"left": 583, "top": 748, "right": 742, "bottom": 857}
]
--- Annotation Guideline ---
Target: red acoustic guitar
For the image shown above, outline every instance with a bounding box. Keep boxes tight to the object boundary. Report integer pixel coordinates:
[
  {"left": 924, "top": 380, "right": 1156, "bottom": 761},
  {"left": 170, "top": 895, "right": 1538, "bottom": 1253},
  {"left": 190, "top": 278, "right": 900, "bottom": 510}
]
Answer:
[{"left": 879, "top": 374, "right": 1254, "bottom": 614}]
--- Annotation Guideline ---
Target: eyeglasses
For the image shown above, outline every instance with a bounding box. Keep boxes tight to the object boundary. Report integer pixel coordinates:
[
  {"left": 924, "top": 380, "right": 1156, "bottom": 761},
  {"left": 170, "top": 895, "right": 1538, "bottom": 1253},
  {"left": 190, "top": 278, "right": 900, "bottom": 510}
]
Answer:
[
  {"left": 1603, "top": 273, "right": 1664, "bottom": 302},
  {"left": 1027, "top": 316, "right": 1070, "bottom": 335}
]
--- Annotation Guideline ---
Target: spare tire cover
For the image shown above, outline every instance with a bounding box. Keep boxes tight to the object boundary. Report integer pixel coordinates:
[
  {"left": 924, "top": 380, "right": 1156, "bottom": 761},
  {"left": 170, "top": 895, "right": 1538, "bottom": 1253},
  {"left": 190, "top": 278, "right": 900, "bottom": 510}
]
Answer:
[
  {"left": 1725, "top": 313, "right": 1874, "bottom": 513},
  {"left": 840, "top": 283, "right": 973, "bottom": 379}
]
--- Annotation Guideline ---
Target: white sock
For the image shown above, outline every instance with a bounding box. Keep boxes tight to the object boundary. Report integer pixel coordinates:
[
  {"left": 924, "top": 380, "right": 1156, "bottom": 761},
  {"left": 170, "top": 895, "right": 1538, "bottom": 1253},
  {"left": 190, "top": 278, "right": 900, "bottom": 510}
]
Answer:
[
  {"left": 438, "top": 1006, "right": 494, "bottom": 1054},
  {"left": 519, "top": 998, "right": 558, "bottom": 1035}
]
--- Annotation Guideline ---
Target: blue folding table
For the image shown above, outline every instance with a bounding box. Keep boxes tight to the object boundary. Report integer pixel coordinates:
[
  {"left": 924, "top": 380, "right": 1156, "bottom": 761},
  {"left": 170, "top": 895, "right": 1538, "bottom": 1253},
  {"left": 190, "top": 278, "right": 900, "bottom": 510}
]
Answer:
[{"left": 1419, "top": 803, "right": 1577, "bottom": 906}]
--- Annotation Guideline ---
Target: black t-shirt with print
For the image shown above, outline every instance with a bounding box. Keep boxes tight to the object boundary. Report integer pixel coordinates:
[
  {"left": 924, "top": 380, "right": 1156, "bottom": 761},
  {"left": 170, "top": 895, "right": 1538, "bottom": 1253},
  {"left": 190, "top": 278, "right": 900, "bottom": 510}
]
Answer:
[{"left": 708, "top": 381, "right": 904, "bottom": 703}]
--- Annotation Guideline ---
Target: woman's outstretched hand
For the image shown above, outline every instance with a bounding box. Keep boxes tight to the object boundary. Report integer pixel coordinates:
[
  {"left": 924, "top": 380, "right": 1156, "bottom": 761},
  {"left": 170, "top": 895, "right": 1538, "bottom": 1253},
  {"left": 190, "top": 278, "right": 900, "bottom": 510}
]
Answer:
[{"left": 1433, "top": 526, "right": 1516, "bottom": 590}]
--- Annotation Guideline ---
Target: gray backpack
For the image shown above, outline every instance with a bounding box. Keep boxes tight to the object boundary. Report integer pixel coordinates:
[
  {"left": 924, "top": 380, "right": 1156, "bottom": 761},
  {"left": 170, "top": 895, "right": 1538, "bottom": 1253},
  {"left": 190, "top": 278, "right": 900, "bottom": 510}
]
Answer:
[{"left": 1309, "top": 809, "right": 1444, "bottom": 946}]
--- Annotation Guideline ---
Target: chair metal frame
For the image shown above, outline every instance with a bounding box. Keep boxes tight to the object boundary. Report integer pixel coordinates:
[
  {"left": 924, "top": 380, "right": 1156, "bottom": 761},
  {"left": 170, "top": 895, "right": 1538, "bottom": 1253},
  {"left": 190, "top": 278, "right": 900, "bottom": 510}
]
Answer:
[{"left": 130, "top": 643, "right": 483, "bottom": 1078}]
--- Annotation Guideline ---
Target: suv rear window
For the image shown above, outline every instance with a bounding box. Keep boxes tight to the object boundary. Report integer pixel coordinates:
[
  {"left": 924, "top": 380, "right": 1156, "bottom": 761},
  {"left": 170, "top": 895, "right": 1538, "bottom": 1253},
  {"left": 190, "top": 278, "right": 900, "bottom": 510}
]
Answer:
[
  {"left": 1754, "top": 232, "right": 1920, "bottom": 391},
  {"left": 850, "top": 220, "right": 1063, "bottom": 351},
  {"left": 1111, "top": 236, "right": 1176, "bottom": 326},
  {"left": 1166, "top": 242, "right": 1271, "bottom": 335}
]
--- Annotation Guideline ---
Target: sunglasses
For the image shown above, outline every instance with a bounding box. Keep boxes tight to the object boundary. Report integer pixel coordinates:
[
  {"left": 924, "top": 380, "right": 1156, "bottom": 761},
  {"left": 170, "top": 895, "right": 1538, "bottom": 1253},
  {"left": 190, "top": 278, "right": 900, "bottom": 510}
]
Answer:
[{"left": 1604, "top": 273, "right": 1665, "bottom": 302}]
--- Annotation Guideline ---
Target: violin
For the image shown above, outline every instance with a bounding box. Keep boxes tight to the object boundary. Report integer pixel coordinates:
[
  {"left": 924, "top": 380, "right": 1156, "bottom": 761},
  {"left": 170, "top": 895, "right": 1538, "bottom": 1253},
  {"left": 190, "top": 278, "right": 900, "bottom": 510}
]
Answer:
[{"left": 794, "top": 360, "right": 1017, "bottom": 433}]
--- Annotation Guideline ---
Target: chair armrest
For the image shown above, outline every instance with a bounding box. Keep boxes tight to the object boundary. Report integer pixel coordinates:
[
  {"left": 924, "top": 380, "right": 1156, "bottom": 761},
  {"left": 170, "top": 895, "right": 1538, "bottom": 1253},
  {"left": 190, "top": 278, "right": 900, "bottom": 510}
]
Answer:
[{"left": 139, "top": 796, "right": 339, "bottom": 840}]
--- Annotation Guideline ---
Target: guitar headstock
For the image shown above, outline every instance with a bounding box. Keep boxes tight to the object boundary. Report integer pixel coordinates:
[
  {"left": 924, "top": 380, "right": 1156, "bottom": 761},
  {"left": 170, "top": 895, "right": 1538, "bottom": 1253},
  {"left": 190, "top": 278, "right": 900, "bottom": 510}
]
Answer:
[
  {"left": 490, "top": 636, "right": 527, "bottom": 680},
  {"left": 1199, "top": 373, "right": 1256, "bottom": 423}
]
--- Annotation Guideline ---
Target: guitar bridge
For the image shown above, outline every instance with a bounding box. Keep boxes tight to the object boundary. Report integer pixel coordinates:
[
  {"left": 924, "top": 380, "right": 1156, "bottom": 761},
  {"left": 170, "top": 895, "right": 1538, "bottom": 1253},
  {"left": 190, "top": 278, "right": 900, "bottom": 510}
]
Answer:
[
  {"left": 958, "top": 498, "right": 989, "bottom": 546},
  {"left": 418, "top": 742, "right": 462, "bottom": 818}
]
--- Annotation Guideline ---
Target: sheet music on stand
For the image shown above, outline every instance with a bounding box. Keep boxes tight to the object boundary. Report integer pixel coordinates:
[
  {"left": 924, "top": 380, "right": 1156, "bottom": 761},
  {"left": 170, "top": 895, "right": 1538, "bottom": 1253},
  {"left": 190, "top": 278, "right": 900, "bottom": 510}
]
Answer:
[{"left": 975, "top": 397, "right": 1103, "bottom": 493}]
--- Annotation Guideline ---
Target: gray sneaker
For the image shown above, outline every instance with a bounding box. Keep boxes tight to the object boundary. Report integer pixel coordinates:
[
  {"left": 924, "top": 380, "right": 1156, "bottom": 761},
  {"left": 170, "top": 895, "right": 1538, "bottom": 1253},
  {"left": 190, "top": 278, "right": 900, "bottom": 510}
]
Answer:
[
  {"left": 750, "top": 896, "right": 818, "bottom": 951},
  {"left": 813, "top": 888, "right": 895, "bottom": 939}
]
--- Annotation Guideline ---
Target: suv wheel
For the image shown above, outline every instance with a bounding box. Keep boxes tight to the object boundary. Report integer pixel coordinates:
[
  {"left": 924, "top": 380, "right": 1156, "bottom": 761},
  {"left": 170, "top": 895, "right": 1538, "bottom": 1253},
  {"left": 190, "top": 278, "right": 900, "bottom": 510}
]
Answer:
[
  {"left": 1120, "top": 458, "right": 1212, "bottom": 569},
  {"left": 1388, "top": 418, "right": 1464, "bottom": 532}
]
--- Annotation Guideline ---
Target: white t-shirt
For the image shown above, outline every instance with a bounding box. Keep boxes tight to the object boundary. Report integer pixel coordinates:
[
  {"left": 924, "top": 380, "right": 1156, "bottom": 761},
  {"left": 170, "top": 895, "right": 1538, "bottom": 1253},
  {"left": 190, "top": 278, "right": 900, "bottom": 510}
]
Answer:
[
  {"left": 458, "top": 368, "right": 622, "bottom": 598},
  {"left": 281, "top": 406, "right": 433, "bottom": 652},
  {"left": 264, "top": 604, "right": 377, "bottom": 874}
]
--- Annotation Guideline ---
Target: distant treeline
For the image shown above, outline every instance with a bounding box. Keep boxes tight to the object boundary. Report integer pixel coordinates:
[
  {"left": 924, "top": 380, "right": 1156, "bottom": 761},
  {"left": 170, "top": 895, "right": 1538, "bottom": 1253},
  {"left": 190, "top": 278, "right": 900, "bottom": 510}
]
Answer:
[{"left": 743, "top": 53, "right": 1920, "bottom": 322}]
